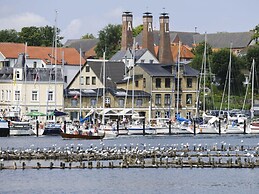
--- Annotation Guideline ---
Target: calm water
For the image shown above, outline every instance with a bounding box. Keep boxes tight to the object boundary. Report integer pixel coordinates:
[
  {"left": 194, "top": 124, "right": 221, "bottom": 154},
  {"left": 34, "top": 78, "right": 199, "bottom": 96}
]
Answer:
[{"left": 1, "top": 134, "right": 259, "bottom": 194}]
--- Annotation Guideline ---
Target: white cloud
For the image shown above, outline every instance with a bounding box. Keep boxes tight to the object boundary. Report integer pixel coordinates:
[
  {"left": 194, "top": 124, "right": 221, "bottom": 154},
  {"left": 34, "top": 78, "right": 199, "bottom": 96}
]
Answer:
[
  {"left": 0, "top": 12, "right": 49, "bottom": 31},
  {"left": 61, "top": 19, "right": 82, "bottom": 41}
]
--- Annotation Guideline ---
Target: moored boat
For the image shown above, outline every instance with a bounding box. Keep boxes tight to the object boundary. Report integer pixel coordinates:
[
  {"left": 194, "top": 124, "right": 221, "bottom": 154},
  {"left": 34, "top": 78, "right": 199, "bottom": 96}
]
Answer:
[{"left": 60, "top": 131, "right": 105, "bottom": 139}]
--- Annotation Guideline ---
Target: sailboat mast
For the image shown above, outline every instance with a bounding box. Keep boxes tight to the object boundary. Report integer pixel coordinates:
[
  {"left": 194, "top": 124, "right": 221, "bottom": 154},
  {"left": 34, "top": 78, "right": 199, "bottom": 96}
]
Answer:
[
  {"left": 176, "top": 41, "right": 181, "bottom": 115},
  {"left": 54, "top": 10, "right": 58, "bottom": 111},
  {"left": 79, "top": 48, "right": 82, "bottom": 119},
  {"left": 132, "top": 38, "right": 135, "bottom": 115},
  {"left": 203, "top": 33, "right": 207, "bottom": 113},
  {"left": 251, "top": 59, "right": 255, "bottom": 119},
  {"left": 228, "top": 43, "right": 232, "bottom": 113},
  {"left": 102, "top": 52, "right": 106, "bottom": 125}
]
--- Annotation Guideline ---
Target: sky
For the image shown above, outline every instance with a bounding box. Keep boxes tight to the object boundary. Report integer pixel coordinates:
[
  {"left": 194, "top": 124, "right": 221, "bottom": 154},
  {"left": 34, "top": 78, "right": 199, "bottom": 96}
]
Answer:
[{"left": 1, "top": 0, "right": 258, "bottom": 43}]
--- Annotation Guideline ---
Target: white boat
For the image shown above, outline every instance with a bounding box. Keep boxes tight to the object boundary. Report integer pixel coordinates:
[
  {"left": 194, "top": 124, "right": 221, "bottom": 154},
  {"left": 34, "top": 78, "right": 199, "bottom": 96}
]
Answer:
[
  {"left": 198, "top": 116, "right": 219, "bottom": 134},
  {"left": 224, "top": 117, "right": 247, "bottom": 134},
  {"left": 9, "top": 120, "right": 34, "bottom": 136}
]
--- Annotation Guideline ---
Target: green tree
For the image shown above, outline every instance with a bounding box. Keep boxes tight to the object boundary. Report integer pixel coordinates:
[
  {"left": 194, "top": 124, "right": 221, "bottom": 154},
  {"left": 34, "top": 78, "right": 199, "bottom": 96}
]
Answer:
[
  {"left": 19, "top": 26, "right": 63, "bottom": 47},
  {"left": 211, "top": 48, "right": 245, "bottom": 95},
  {"left": 95, "top": 24, "right": 121, "bottom": 59},
  {"left": 252, "top": 24, "right": 259, "bottom": 44},
  {"left": 190, "top": 42, "right": 212, "bottom": 70},
  {"left": 133, "top": 25, "right": 143, "bottom": 37},
  {"left": 81, "top": 33, "right": 95, "bottom": 39},
  {"left": 246, "top": 45, "right": 259, "bottom": 93},
  {"left": 0, "top": 29, "right": 20, "bottom": 43}
]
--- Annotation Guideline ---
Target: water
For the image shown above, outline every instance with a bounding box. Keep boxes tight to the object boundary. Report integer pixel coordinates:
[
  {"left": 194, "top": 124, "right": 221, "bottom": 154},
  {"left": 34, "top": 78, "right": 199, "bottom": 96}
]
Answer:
[{"left": 1, "top": 134, "right": 259, "bottom": 194}]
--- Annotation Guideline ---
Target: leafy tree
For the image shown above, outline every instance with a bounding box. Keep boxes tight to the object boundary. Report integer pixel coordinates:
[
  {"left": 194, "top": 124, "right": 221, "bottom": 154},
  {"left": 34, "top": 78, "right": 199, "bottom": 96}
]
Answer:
[
  {"left": 190, "top": 42, "right": 212, "bottom": 71},
  {"left": 133, "top": 25, "right": 143, "bottom": 37},
  {"left": 211, "top": 48, "right": 245, "bottom": 95},
  {"left": 245, "top": 45, "right": 259, "bottom": 94},
  {"left": 0, "top": 29, "right": 20, "bottom": 43},
  {"left": 252, "top": 24, "right": 259, "bottom": 44},
  {"left": 19, "top": 26, "right": 63, "bottom": 47},
  {"left": 81, "top": 33, "right": 95, "bottom": 39},
  {"left": 95, "top": 24, "right": 121, "bottom": 59}
]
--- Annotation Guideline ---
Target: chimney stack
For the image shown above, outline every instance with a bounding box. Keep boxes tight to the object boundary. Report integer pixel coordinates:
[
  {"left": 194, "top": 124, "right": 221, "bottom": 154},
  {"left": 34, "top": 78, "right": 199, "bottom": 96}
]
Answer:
[
  {"left": 158, "top": 13, "right": 173, "bottom": 65},
  {"left": 121, "top": 12, "right": 133, "bottom": 50},
  {"left": 142, "top": 12, "right": 155, "bottom": 56}
]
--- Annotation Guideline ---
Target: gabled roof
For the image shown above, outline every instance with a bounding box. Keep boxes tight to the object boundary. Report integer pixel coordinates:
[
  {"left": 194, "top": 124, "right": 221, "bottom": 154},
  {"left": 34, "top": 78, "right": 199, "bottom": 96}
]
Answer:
[
  {"left": 88, "top": 60, "right": 126, "bottom": 88},
  {"left": 171, "top": 44, "right": 194, "bottom": 63},
  {"left": 193, "top": 32, "right": 254, "bottom": 49},
  {"left": 64, "top": 39, "right": 99, "bottom": 57},
  {"left": 0, "top": 42, "right": 85, "bottom": 66},
  {"left": 138, "top": 63, "right": 173, "bottom": 77},
  {"left": 110, "top": 48, "right": 150, "bottom": 62}
]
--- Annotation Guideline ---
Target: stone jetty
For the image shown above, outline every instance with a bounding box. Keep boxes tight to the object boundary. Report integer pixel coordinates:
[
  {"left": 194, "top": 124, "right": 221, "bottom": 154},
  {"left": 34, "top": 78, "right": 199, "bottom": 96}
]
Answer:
[{"left": 1, "top": 142, "right": 259, "bottom": 170}]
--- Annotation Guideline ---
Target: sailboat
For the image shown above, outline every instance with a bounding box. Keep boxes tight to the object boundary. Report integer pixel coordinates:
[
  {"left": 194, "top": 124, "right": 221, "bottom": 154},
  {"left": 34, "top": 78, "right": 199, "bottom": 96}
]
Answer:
[
  {"left": 196, "top": 34, "right": 219, "bottom": 134},
  {"left": 248, "top": 59, "right": 259, "bottom": 133},
  {"left": 98, "top": 52, "right": 118, "bottom": 138},
  {"left": 222, "top": 44, "right": 247, "bottom": 134}
]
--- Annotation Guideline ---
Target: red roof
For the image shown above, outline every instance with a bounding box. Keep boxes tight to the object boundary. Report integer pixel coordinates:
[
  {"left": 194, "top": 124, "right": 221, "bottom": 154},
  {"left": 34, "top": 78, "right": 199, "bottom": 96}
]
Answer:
[{"left": 0, "top": 42, "right": 85, "bottom": 66}]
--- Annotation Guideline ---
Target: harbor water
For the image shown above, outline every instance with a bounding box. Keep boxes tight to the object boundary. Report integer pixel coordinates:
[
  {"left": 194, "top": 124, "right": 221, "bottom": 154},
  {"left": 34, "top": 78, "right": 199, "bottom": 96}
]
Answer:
[{"left": 1, "top": 134, "right": 259, "bottom": 194}]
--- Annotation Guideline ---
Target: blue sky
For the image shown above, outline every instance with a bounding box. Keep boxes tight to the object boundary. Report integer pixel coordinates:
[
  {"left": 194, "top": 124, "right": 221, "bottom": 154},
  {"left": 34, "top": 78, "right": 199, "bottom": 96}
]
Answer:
[{"left": 1, "top": 0, "right": 258, "bottom": 43}]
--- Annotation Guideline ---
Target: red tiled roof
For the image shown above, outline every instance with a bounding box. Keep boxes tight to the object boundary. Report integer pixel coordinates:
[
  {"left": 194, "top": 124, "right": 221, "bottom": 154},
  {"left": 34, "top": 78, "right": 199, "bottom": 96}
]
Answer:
[{"left": 0, "top": 42, "right": 85, "bottom": 65}]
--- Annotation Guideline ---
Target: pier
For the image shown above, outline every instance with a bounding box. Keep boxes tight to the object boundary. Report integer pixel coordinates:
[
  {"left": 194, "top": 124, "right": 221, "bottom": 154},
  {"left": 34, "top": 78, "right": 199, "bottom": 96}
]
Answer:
[{"left": 1, "top": 142, "right": 259, "bottom": 170}]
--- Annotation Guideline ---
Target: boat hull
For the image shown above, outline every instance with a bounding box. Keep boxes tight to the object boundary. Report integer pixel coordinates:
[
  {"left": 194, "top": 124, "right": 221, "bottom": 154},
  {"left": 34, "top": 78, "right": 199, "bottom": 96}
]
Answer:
[{"left": 60, "top": 132, "right": 105, "bottom": 139}]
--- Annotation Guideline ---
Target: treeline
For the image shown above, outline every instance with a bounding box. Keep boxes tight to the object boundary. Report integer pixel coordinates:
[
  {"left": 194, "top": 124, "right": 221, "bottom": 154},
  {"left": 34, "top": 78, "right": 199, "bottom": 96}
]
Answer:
[{"left": 0, "top": 26, "right": 63, "bottom": 47}]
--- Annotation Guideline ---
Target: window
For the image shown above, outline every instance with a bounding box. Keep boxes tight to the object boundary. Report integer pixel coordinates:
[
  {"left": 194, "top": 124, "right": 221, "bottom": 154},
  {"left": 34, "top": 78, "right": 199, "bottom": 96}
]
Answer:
[
  {"left": 135, "top": 80, "right": 139, "bottom": 88},
  {"left": 174, "top": 94, "right": 182, "bottom": 107},
  {"left": 16, "top": 70, "right": 20, "bottom": 79},
  {"left": 155, "top": 78, "right": 161, "bottom": 88},
  {"left": 91, "top": 99, "right": 96, "bottom": 107},
  {"left": 155, "top": 111, "right": 161, "bottom": 118},
  {"left": 105, "top": 97, "right": 111, "bottom": 108},
  {"left": 85, "top": 76, "right": 90, "bottom": 85},
  {"left": 1, "top": 90, "right": 4, "bottom": 101},
  {"left": 92, "top": 77, "right": 96, "bottom": 85},
  {"left": 6, "top": 90, "right": 11, "bottom": 101},
  {"left": 32, "top": 91, "right": 38, "bottom": 101},
  {"left": 164, "top": 94, "right": 171, "bottom": 105},
  {"left": 186, "top": 94, "right": 192, "bottom": 105},
  {"left": 64, "top": 76, "right": 67, "bottom": 83},
  {"left": 150, "top": 60, "right": 154, "bottom": 64},
  {"left": 85, "top": 65, "right": 90, "bottom": 72},
  {"left": 47, "top": 110, "right": 54, "bottom": 121},
  {"left": 155, "top": 94, "right": 161, "bottom": 105},
  {"left": 118, "top": 99, "right": 124, "bottom": 107},
  {"left": 187, "top": 78, "right": 192, "bottom": 88},
  {"left": 175, "top": 78, "right": 182, "bottom": 91},
  {"left": 136, "top": 99, "right": 142, "bottom": 107},
  {"left": 165, "top": 111, "right": 170, "bottom": 118},
  {"left": 48, "top": 91, "right": 53, "bottom": 101},
  {"left": 33, "top": 61, "right": 37, "bottom": 68},
  {"left": 51, "top": 74, "right": 55, "bottom": 81},
  {"left": 15, "top": 90, "right": 20, "bottom": 101},
  {"left": 80, "top": 76, "right": 84, "bottom": 85},
  {"left": 165, "top": 78, "right": 171, "bottom": 88},
  {"left": 143, "top": 78, "right": 146, "bottom": 88},
  {"left": 71, "top": 99, "right": 78, "bottom": 107}
]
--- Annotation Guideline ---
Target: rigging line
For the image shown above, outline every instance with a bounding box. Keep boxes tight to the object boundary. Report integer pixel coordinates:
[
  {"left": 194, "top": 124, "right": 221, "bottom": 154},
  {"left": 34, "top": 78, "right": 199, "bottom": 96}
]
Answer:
[{"left": 242, "top": 63, "right": 253, "bottom": 111}]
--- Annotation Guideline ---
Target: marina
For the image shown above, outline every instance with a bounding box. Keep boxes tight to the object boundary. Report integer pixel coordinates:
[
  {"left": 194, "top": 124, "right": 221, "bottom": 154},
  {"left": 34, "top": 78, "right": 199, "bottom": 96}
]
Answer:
[{"left": 1, "top": 134, "right": 259, "bottom": 193}]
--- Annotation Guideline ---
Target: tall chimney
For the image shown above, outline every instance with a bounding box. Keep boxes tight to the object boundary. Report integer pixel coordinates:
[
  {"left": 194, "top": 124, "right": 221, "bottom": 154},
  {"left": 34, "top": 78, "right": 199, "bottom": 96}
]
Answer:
[
  {"left": 158, "top": 13, "right": 173, "bottom": 64},
  {"left": 121, "top": 11, "right": 133, "bottom": 50},
  {"left": 142, "top": 12, "right": 155, "bottom": 56}
]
